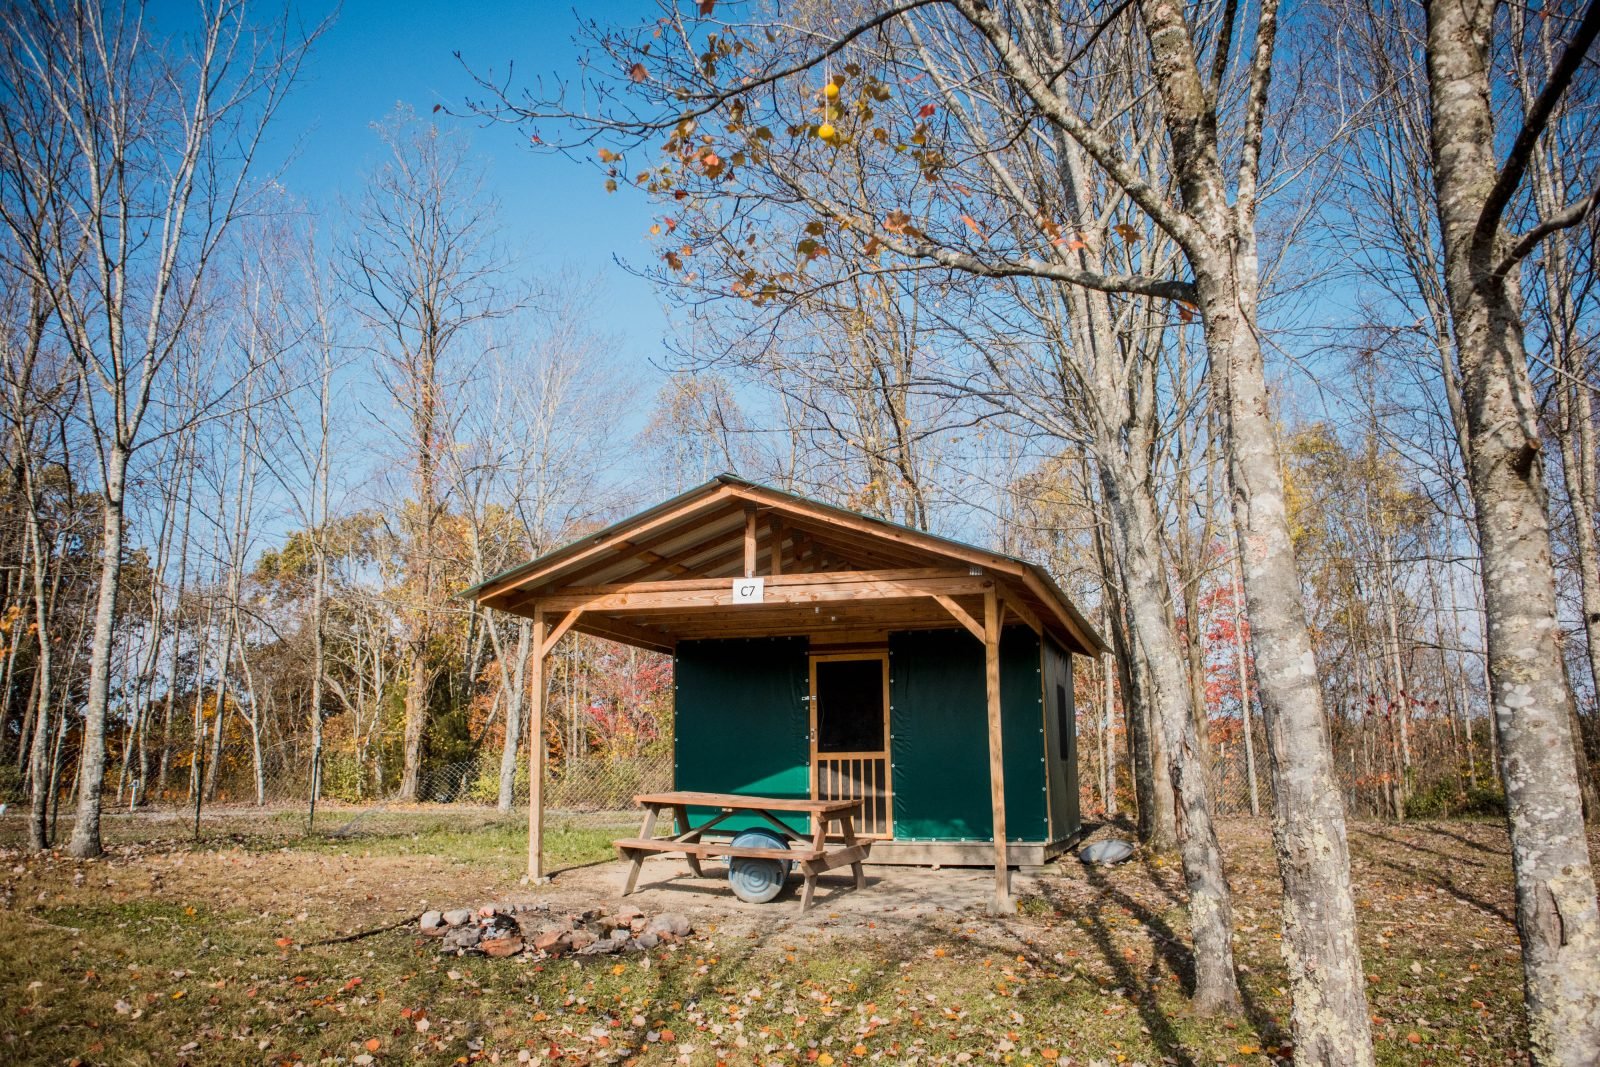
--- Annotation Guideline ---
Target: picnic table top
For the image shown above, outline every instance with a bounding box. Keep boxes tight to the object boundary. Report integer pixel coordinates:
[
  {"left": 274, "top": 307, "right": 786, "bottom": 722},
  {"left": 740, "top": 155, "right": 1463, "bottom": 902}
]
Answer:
[{"left": 632, "top": 790, "right": 862, "bottom": 817}]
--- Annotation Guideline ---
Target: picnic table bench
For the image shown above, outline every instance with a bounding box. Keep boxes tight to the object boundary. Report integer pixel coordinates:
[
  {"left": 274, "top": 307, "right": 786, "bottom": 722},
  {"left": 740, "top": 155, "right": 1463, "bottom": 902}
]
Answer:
[{"left": 615, "top": 790, "right": 873, "bottom": 911}]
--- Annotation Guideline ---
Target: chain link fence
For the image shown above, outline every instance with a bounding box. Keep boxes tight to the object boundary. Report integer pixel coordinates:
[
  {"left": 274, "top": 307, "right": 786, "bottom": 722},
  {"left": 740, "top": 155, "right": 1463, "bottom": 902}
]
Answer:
[{"left": 52, "top": 747, "right": 677, "bottom": 833}]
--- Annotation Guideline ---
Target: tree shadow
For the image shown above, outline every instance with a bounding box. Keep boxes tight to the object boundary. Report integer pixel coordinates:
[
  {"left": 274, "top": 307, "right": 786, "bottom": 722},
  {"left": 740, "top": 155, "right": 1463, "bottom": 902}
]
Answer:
[
  {"left": 1082, "top": 859, "right": 1289, "bottom": 1056},
  {"left": 1350, "top": 825, "right": 1491, "bottom": 870},
  {"left": 1419, "top": 822, "right": 1503, "bottom": 857},
  {"left": 1349, "top": 828, "right": 1514, "bottom": 925}
]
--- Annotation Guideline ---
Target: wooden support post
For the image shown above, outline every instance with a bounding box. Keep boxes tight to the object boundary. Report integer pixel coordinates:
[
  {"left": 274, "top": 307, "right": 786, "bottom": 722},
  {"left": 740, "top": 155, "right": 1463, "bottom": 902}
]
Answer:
[
  {"left": 984, "top": 586, "right": 1013, "bottom": 913},
  {"left": 744, "top": 506, "right": 758, "bottom": 577},
  {"left": 528, "top": 605, "right": 548, "bottom": 884},
  {"left": 770, "top": 515, "right": 784, "bottom": 576}
]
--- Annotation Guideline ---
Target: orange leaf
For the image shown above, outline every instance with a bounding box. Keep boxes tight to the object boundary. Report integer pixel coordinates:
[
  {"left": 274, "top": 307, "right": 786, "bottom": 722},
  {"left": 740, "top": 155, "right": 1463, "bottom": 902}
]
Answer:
[
  {"left": 629, "top": 62, "right": 648, "bottom": 83},
  {"left": 699, "top": 0, "right": 717, "bottom": 13},
  {"left": 274, "top": 937, "right": 293, "bottom": 948},
  {"left": 365, "top": 1038, "right": 381, "bottom": 1052},
  {"left": 959, "top": 214, "right": 982, "bottom": 235},
  {"left": 917, "top": 103, "right": 937, "bottom": 118}
]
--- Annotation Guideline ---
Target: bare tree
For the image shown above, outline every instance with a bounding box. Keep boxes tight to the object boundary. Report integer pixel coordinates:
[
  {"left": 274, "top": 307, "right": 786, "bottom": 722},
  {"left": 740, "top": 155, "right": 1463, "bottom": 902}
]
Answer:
[
  {"left": 341, "top": 107, "right": 515, "bottom": 801},
  {"left": 1418, "top": 0, "right": 1600, "bottom": 1058},
  {"left": 0, "top": 0, "right": 311, "bottom": 856}
]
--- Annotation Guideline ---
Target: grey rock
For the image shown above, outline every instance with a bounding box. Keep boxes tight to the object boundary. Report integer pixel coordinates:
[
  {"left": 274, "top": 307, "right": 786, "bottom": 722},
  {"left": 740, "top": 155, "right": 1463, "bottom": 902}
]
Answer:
[
  {"left": 442, "top": 908, "right": 473, "bottom": 927},
  {"left": 634, "top": 931, "right": 659, "bottom": 950},
  {"left": 442, "top": 924, "right": 482, "bottom": 952},
  {"left": 645, "top": 912, "right": 691, "bottom": 938},
  {"left": 419, "top": 910, "right": 445, "bottom": 936},
  {"left": 1079, "top": 839, "right": 1135, "bottom": 865}
]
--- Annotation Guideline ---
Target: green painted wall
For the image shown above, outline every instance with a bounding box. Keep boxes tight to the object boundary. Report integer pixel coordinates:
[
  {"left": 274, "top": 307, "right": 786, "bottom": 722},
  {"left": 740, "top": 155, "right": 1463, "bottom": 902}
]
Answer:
[
  {"left": 888, "top": 627, "right": 1050, "bottom": 842},
  {"left": 673, "top": 637, "right": 810, "bottom": 833}
]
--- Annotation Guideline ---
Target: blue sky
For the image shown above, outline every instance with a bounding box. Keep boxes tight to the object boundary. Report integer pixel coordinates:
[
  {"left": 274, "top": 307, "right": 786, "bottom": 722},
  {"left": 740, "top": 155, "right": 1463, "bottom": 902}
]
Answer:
[{"left": 259, "top": 0, "right": 670, "bottom": 368}]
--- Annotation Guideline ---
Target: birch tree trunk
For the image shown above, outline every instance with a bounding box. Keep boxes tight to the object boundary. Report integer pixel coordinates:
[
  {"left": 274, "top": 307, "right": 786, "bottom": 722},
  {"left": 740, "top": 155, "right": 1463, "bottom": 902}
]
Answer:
[
  {"left": 1127, "top": 0, "right": 1376, "bottom": 1053},
  {"left": 499, "top": 619, "right": 532, "bottom": 813},
  {"left": 1099, "top": 451, "right": 1241, "bottom": 1011},
  {"left": 68, "top": 445, "right": 127, "bottom": 857},
  {"left": 1422, "top": 0, "right": 1600, "bottom": 1056}
]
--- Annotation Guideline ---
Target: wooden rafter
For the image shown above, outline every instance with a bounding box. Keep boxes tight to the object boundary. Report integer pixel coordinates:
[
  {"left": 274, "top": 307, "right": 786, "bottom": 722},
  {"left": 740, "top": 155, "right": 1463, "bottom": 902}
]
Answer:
[{"left": 933, "top": 593, "right": 985, "bottom": 642}]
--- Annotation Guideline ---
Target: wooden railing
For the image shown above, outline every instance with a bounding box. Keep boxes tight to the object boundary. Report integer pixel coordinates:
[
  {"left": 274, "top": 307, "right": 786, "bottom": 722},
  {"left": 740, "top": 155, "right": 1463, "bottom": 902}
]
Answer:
[{"left": 814, "top": 752, "right": 891, "bottom": 837}]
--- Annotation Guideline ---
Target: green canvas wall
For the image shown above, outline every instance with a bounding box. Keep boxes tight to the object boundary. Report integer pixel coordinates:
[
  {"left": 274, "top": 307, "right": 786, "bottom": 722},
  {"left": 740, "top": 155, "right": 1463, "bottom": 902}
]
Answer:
[
  {"left": 888, "top": 627, "right": 1050, "bottom": 842},
  {"left": 1041, "top": 635, "right": 1080, "bottom": 838},
  {"left": 673, "top": 636, "right": 810, "bottom": 833}
]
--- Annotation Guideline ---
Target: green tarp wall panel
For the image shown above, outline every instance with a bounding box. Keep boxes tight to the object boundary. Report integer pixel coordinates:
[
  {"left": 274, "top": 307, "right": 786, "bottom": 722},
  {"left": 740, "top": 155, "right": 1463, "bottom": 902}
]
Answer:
[
  {"left": 673, "top": 636, "right": 810, "bottom": 834},
  {"left": 888, "top": 627, "right": 1048, "bottom": 842},
  {"left": 1041, "top": 635, "right": 1081, "bottom": 839}
]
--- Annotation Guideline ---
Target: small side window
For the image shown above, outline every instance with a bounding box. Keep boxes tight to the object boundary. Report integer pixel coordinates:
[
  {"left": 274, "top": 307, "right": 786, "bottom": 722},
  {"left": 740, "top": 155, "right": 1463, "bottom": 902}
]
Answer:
[{"left": 1056, "top": 684, "right": 1071, "bottom": 761}]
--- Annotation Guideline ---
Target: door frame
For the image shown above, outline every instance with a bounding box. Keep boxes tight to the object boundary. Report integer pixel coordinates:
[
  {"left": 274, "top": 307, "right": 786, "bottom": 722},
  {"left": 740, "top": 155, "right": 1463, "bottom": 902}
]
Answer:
[{"left": 808, "top": 650, "right": 894, "bottom": 838}]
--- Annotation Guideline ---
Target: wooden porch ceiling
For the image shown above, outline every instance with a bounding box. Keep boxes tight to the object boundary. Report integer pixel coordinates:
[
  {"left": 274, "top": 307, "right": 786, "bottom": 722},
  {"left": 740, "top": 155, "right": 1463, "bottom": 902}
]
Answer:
[{"left": 467, "top": 475, "right": 1106, "bottom": 656}]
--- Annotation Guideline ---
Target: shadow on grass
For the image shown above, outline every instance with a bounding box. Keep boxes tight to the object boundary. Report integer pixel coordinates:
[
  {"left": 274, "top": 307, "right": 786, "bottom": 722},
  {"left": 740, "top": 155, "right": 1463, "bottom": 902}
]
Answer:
[{"left": 1350, "top": 827, "right": 1515, "bottom": 925}]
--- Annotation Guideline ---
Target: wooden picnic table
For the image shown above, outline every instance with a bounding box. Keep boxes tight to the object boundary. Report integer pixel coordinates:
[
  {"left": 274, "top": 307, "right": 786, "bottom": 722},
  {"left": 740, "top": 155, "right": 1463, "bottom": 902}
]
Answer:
[{"left": 615, "top": 790, "right": 873, "bottom": 911}]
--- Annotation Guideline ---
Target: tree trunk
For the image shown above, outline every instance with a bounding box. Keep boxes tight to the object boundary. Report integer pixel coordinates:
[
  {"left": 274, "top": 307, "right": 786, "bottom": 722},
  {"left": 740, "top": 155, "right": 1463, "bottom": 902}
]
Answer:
[
  {"left": 1228, "top": 527, "right": 1262, "bottom": 817},
  {"left": 1095, "top": 487, "right": 1177, "bottom": 846},
  {"left": 398, "top": 643, "right": 431, "bottom": 801},
  {"left": 67, "top": 446, "right": 128, "bottom": 859},
  {"left": 1199, "top": 263, "right": 1374, "bottom": 1060},
  {"left": 1423, "top": 0, "right": 1600, "bottom": 1057},
  {"left": 24, "top": 484, "right": 54, "bottom": 852},
  {"left": 1099, "top": 453, "right": 1241, "bottom": 1012},
  {"left": 499, "top": 619, "right": 532, "bottom": 813},
  {"left": 1554, "top": 340, "right": 1600, "bottom": 818}
]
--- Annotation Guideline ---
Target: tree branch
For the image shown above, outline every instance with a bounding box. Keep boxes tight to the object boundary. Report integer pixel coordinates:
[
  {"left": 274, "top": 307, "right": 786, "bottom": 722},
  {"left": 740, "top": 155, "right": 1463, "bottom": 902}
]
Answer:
[
  {"left": 1493, "top": 180, "right": 1600, "bottom": 279},
  {"left": 1473, "top": 0, "right": 1600, "bottom": 250}
]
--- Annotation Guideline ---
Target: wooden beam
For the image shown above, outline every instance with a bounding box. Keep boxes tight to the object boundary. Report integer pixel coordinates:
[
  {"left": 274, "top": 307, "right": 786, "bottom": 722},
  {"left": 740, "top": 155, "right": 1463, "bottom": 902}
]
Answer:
[
  {"left": 984, "top": 586, "right": 1012, "bottom": 914},
  {"left": 744, "top": 506, "right": 758, "bottom": 577},
  {"left": 735, "top": 484, "right": 1031, "bottom": 575},
  {"left": 770, "top": 515, "right": 784, "bottom": 576},
  {"left": 933, "top": 593, "right": 985, "bottom": 642},
  {"left": 499, "top": 528, "right": 754, "bottom": 612},
  {"left": 781, "top": 516, "right": 930, "bottom": 570},
  {"left": 528, "top": 606, "right": 548, "bottom": 884},
  {"left": 1018, "top": 569, "right": 1103, "bottom": 655},
  {"left": 1004, "top": 591, "right": 1043, "bottom": 636},
  {"left": 570, "top": 615, "right": 678, "bottom": 654},
  {"left": 553, "top": 568, "right": 967, "bottom": 599},
  {"left": 540, "top": 608, "right": 582, "bottom": 657},
  {"left": 514, "top": 517, "right": 743, "bottom": 598},
  {"left": 481, "top": 488, "right": 739, "bottom": 601},
  {"left": 646, "top": 527, "right": 774, "bottom": 584},
  {"left": 540, "top": 574, "right": 990, "bottom": 614}
]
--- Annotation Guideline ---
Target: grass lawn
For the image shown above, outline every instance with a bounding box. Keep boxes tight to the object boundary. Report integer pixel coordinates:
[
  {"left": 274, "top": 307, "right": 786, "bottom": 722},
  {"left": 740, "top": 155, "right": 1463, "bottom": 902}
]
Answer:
[{"left": 0, "top": 810, "right": 1563, "bottom": 1066}]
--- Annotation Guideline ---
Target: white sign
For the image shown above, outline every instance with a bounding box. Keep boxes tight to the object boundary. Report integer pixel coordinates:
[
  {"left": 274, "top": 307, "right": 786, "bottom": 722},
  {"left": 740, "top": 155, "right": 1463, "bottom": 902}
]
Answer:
[{"left": 732, "top": 576, "right": 765, "bottom": 604}]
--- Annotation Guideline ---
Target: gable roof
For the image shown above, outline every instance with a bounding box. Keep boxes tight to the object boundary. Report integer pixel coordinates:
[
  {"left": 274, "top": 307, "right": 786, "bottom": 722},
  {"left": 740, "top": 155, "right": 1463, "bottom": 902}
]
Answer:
[{"left": 465, "top": 474, "right": 1106, "bottom": 656}]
